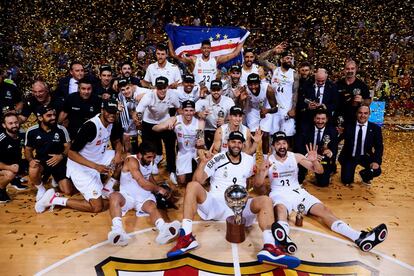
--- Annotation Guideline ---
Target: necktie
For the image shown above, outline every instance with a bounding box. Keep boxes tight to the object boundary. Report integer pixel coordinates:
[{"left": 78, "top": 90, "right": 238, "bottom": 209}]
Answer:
[
  {"left": 316, "top": 86, "right": 321, "bottom": 100},
  {"left": 316, "top": 129, "right": 322, "bottom": 145},
  {"left": 355, "top": 125, "right": 363, "bottom": 156}
]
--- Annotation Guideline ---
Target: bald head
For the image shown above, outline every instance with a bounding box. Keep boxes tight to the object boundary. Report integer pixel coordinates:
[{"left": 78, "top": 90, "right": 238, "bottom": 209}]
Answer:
[{"left": 315, "top": 68, "right": 328, "bottom": 86}]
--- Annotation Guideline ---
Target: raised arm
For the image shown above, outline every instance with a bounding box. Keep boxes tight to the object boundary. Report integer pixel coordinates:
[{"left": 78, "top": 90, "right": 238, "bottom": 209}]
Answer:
[{"left": 216, "top": 40, "right": 245, "bottom": 65}]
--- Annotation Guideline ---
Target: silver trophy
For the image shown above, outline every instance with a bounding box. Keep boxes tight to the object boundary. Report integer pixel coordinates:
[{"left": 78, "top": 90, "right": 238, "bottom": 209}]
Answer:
[
  {"left": 337, "top": 116, "right": 344, "bottom": 128},
  {"left": 295, "top": 203, "right": 305, "bottom": 226},
  {"left": 322, "top": 135, "right": 331, "bottom": 150},
  {"left": 224, "top": 180, "right": 248, "bottom": 243}
]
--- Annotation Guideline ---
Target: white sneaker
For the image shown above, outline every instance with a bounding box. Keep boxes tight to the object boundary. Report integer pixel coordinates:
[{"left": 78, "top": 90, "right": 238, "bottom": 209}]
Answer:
[
  {"left": 169, "top": 172, "right": 178, "bottom": 185},
  {"left": 108, "top": 227, "right": 130, "bottom": 246},
  {"left": 35, "top": 189, "right": 56, "bottom": 213},
  {"left": 36, "top": 184, "right": 46, "bottom": 201},
  {"left": 156, "top": 220, "right": 180, "bottom": 244}
]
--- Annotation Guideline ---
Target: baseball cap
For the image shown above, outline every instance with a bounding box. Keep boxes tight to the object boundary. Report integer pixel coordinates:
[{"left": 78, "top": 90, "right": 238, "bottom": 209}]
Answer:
[
  {"left": 36, "top": 105, "right": 55, "bottom": 117},
  {"left": 230, "top": 106, "right": 244, "bottom": 115},
  {"left": 229, "top": 64, "right": 241, "bottom": 72},
  {"left": 99, "top": 64, "right": 112, "bottom": 74},
  {"left": 118, "top": 77, "right": 131, "bottom": 88},
  {"left": 228, "top": 131, "right": 245, "bottom": 142},
  {"left": 181, "top": 100, "right": 195, "bottom": 109},
  {"left": 155, "top": 76, "right": 169, "bottom": 88},
  {"left": 272, "top": 131, "right": 288, "bottom": 143},
  {"left": 182, "top": 74, "right": 195, "bottom": 83},
  {"left": 247, "top": 73, "right": 260, "bottom": 84},
  {"left": 102, "top": 99, "right": 119, "bottom": 114},
  {"left": 210, "top": 80, "right": 222, "bottom": 90}
]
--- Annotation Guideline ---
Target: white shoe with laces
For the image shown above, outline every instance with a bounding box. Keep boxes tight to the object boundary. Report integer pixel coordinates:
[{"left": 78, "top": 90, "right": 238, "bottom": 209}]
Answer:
[
  {"left": 169, "top": 172, "right": 178, "bottom": 185},
  {"left": 108, "top": 227, "right": 130, "bottom": 246},
  {"left": 35, "top": 189, "right": 56, "bottom": 213},
  {"left": 156, "top": 220, "right": 180, "bottom": 244},
  {"left": 36, "top": 184, "right": 46, "bottom": 201}
]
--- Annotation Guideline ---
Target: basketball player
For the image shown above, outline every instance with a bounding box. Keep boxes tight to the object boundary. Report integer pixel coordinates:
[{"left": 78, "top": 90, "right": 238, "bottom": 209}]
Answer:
[
  {"left": 35, "top": 99, "right": 124, "bottom": 213},
  {"left": 107, "top": 142, "right": 180, "bottom": 246},
  {"left": 212, "top": 105, "right": 259, "bottom": 155},
  {"left": 236, "top": 73, "right": 278, "bottom": 159},
  {"left": 168, "top": 39, "right": 245, "bottom": 90},
  {"left": 167, "top": 131, "right": 301, "bottom": 269},
  {"left": 173, "top": 74, "right": 204, "bottom": 104},
  {"left": 152, "top": 100, "right": 205, "bottom": 186},
  {"left": 255, "top": 131, "right": 388, "bottom": 254}
]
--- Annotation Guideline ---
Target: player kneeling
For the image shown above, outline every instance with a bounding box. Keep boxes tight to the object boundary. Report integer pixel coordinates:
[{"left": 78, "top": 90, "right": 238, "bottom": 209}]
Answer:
[{"left": 108, "top": 141, "right": 180, "bottom": 246}]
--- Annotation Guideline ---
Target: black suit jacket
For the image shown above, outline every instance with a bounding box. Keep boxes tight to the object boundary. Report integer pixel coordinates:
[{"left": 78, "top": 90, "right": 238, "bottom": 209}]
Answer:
[
  {"left": 301, "top": 80, "right": 338, "bottom": 117},
  {"left": 295, "top": 124, "right": 339, "bottom": 159},
  {"left": 339, "top": 121, "right": 383, "bottom": 165},
  {"left": 54, "top": 76, "right": 71, "bottom": 101}
]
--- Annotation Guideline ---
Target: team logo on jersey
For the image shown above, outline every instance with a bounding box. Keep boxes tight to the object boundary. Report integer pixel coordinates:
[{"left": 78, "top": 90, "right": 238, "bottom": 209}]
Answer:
[
  {"left": 95, "top": 254, "right": 379, "bottom": 275},
  {"left": 6, "top": 91, "right": 12, "bottom": 99},
  {"left": 53, "top": 133, "right": 60, "bottom": 142},
  {"left": 90, "top": 107, "right": 94, "bottom": 112}
]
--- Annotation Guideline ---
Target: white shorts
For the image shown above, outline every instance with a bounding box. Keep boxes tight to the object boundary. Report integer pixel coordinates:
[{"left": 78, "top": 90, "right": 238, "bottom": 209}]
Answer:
[
  {"left": 246, "top": 112, "right": 272, "bottom": 133},
  {"left": 176, "top": 151, "right": 195, "bottom": 176},
  {"left": 66, "top": 150, "right": 115, "bottom": 201},
  {"left": 119, "top": 190, "right": 156, "bottom": 217},
  {"left": 271, "top": 112, "right": 295, "bottom": 136},
  {"left": 270, "top": 188, "right": 321, "bottom": 215},
  {"left": 197, "top": 192, "right": 256, "bottom": 227}
]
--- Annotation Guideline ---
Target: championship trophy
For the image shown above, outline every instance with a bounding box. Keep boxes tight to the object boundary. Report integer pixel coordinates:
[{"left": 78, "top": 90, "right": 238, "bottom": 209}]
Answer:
[
  {"left": 337, "top": 116, "right": 344, "bottom": 128},
  {"left": 224, "top": 180, "right": 248, "bottom": 243},
  {"left": 295, "top": 203, "right": 305, "bottom": 227},
  {"left": 322, "top": 135, "right": 331, "bottom": 150}
]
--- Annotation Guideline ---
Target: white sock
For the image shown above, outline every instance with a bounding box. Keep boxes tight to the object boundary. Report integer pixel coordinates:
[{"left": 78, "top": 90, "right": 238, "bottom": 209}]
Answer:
[
  {"left": 277, "top": 220, "right": 290, "bottom": 235},
  {"left": 51, "top": 197, "right": 68, "bottom": 206},
  {"left": 182, "top": 219, "right": 192, "bottom": 235},
  {"left": 263, "top": 229, "right": 275, "bottom": 245},
  {"left": 155, "top": 218, "right": 166, "bottom": 231},
  {"left": 104, "top": 178, "right": 117, "bottom": 190},
  {"left": 112, "top": 217, "right": 123, "bottom": 229},
  {"left": 35, "top": 184, "right": 45, "bottom": 198},
  {"left": 263, "top": 154, "right": 268, "bottom": 161},
  {"left": 331, "top": 220, "right": 361, "bottom": 241}
]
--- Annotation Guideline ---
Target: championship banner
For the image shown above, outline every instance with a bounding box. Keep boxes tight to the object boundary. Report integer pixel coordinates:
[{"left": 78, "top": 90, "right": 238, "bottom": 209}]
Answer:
[
  {"left": 369, "top": 101, "right": 385, "bottom": 126},
  {"left": 165, "top": 24, "right": 250, "bottom": 69}
]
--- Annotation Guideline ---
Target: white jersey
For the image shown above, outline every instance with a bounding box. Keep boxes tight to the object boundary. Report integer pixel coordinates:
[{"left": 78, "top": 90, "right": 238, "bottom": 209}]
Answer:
[
  {"left": 219, "top": 123, "right": 248, "bottom": 152},
  {"left": 195, "top": 95, "right": 234, "bottom": 131},
  {"left": 268, "top": 152, "right": 300, "bottom": 191},
  {"left": 78, "top": 114, "right": 113, "bottom": 163},
  {"left": 174, "top": 85, "right": 200, "bottom": 104},
  {"left": 136, "top": 90, "right": 180, "bottom": 124},
  {"left": 120, "top": 155, "right": 155, "bottom": 199},
  {"left": 240, "top": 64, "right": 260, "bottom": 86},
  {"left": 271, "top": 67, "right": 295, "bottom": 111},
  {"left": 245, "top": 82, "right": 270, "bottom": 124},
  {"left": 174, "top": 115, "right": 199, "bottom": 155},
  {"left": 193, "top": 56, "right": 217, "bottom": 89},
  {"left": 204, "top": 152, "right": 254, "bottom": 196},
  {"left": 144, "top": 61, "right": 182, "bottom": 86}
]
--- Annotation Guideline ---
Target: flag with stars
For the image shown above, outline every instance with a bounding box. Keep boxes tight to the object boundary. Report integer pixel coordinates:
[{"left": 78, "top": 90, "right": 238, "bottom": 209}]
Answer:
[{"left": 165, "top": 24, "right": 250, "bottom": 69}]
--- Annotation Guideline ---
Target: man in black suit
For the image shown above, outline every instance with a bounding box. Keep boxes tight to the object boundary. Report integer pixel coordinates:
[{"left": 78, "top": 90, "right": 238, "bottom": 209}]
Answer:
[
  {"left": 54, "top": 61, "right": 85, "bottom": 101},
  {"left": 295, "top": 108, "right": 338, "bottom": 186},
  {"left": 297, "top": 68, "right": 338, "bottom": 130},
  {"left": 339, "top": 105, "right": 383, "bottom": 186}
]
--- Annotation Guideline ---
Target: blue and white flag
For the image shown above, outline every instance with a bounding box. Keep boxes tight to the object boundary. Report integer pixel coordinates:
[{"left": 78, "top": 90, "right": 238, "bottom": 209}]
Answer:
[{"left": 165, "top": 24, "right": 250, "bottom": 69}]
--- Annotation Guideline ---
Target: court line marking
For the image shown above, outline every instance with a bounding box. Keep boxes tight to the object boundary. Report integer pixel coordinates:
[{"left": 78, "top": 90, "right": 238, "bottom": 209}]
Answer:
[{"left": 35, "top": 221, "right": 414, "bottom": 275}]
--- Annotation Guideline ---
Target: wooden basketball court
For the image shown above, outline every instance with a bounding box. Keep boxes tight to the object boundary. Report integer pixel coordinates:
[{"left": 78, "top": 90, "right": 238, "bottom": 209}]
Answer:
[{"left": 1, "top": 128, "right": 413, "bottom": 275}]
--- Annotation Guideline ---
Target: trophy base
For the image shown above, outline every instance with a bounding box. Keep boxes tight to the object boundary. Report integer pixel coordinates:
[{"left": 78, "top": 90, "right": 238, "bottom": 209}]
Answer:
[{"left": 225, "top": 216, "right": 246, "bottom": 243}]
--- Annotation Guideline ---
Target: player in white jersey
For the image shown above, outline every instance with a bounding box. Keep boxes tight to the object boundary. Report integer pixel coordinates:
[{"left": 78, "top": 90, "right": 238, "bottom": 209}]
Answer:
[
  {"left": 212, "top": 105, "right": 259, "bottom": 155},
  {"left": 35, "top": 99, "right": 124, "bottom": 214},
  {"left": 240, "top": 48, "right": 262, "bottom": 86},
  {"left": 141, "top": 43, "right": 182, "bottom": 89},
  {"left": 255, "top": 131, "right": 388, "bottom": 254},
  {"left": 168, "top": 39, "right": 245, "bottom": 90},
  {"left": 236, "top": 73, "right": 278, "bottom": 158},
  {"left": 173, "top": 74, "right": 205, "bottom": 104},
  {"left": 107, "top": 142, "right": 180, "bottom": 246},
  {"left": 153, "top": 100, "right": 205, "bottom": 186},
  {"left": 167, "top": 131, "right": 301, "bottom": 269},
  {"left": 221, "top": 64, "right": 246, "bottom": 100}
]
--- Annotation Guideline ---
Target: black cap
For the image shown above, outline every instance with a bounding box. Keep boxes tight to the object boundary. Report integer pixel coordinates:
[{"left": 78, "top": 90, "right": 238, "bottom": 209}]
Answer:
[
  {"left": 210, "top": 80, "right": 222, "bottom": 90},
  {"left": 118, "top": 77, "right": 131, "bottom": 88},
  {"left": 228, "top": 131, "right": 245, "bottom": 142},
  {"left": 272, "top": 131, "right": 288, "bottom": 143},
  {"left": 181, "top": 100, "right": 195, "bottom": 109},
  {"left": 182, "top": 74, "right": 195, "bottom": 83},
  {"left": 102, "top": 99, "right": 119, "bottom": 114},
  {"left": 230, "top": 106, "right": 244, "bottom": 115},
  {"left": 247, "top": 73, "right": 260, "bottom": 84},
  {"left": 99, "top": 64, "right": 112, "bottom": 74},
  {"left": 229, "top": 64, "right": 241, "bottom": 72},
  {"left": 155, "top": 76, "right": 169, "bottom": 88},
  {"left": 36, "top": 105, "right": 55, "bottom": 117}
]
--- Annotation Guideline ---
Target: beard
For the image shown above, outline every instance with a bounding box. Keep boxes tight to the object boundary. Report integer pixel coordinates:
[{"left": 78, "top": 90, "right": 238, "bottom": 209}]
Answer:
[
  {"left": 281, "top": 62, "right": 291, "bottom": 70},
  {"left": 228, "top": 146, "right": 241, "bottom": 157},
  {"left": 7, "top": 126, "right": 19, "bottom": 135},
  {"left": 276, "top": 148, "right": 287, "bottom": 158},
  {"left": 44, "top": 120, "right": 56, "bottom": 128}
]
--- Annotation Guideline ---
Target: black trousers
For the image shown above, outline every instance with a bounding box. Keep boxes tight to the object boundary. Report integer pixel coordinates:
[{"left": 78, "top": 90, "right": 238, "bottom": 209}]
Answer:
[
  {"left": 142, "top": 121, "right": 176, "bottom": 173},
  {"left": 339, "top": 155, "right": 381, "bottom": 184},
  {"left": 204, "top": 130, "right": 216, "bottom": 150},
  {"left": 298, "top": 156, "right": 334, "bottom": 187}
]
